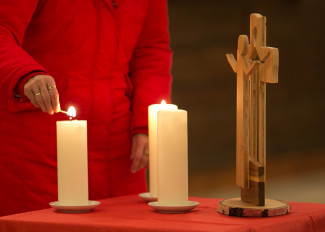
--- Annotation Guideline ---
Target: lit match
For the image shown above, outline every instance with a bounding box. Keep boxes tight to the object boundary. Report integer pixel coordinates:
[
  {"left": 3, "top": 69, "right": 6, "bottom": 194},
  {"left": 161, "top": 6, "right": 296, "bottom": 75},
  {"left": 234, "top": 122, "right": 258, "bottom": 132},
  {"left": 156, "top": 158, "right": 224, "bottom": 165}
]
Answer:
[{"left": 59, "top": 106, "right": 76, "bottom": 118}]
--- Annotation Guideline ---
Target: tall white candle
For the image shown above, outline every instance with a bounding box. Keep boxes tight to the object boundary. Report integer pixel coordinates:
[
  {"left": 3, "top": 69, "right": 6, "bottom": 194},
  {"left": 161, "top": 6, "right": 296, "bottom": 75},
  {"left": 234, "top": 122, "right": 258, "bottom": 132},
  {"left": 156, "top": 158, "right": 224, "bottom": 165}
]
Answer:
[
  {"left": 56, "top": 118, "right": 88, "bottom": 206},
  {"left": 148, "top": 101, "right": 177, "bottom": 197},
  {"left": 157, "top": 109, "right": 188, "bottom": 205}
]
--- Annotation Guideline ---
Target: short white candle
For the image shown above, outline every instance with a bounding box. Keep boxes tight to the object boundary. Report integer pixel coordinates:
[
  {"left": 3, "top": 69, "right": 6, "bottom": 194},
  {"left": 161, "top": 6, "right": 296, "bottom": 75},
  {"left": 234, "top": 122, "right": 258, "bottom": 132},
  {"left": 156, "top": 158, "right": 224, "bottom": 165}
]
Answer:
[
  {"left": 148, "top": 101, "right": 177, "bottom": 197},
  {"left": 56, "top": 107, "right": 88, "bottom": 206},
  {"left": 157, "top": 109, "right": 188, "bottom": 205}
]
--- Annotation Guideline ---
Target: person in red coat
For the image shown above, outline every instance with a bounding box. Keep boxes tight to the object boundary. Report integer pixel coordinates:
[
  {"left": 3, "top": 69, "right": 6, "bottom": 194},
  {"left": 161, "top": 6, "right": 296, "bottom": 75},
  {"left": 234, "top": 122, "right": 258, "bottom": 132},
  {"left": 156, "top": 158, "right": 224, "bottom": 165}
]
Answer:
[{"left": 0, "top": 0, "right": 172, "bottom": 216}]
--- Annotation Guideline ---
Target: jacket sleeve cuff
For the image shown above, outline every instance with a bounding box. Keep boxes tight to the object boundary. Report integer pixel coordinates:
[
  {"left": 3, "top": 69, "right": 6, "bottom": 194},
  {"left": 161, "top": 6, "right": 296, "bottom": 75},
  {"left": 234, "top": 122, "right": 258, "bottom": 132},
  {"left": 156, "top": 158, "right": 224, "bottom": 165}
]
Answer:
[
  {"left": 14, "top": 70, "right": 47, "bottom": 99},
  {"left": 130, "top": 127, "right": 148, "bottom": 137},
  {"left": 8, "top": 63, "right": 48, "bottom": 112}
]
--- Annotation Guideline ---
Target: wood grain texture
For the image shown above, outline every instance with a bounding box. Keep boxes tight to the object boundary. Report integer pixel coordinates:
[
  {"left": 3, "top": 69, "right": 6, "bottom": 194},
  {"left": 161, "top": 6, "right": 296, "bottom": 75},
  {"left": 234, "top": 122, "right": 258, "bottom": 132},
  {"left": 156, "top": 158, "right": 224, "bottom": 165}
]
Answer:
[
  {"left": 241, "top": 180, "right": 265, "bottom": 206},
  {"left": 217, "top": 198, "right": 290, "bottom": 217},
  {"left": 226, "top": 13, "right": 279, "bottom": 206}
]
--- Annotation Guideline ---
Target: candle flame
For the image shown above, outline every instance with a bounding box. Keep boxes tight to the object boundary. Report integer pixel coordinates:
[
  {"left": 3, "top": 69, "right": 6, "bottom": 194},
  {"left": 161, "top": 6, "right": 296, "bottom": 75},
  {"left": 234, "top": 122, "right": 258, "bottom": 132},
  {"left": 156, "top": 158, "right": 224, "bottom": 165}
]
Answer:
[
  {"left": 161, "top": 100, "right": 166, "bottom": 105},
  {"left": 67, "top": 106, "right": 76, "bottom": 117}
]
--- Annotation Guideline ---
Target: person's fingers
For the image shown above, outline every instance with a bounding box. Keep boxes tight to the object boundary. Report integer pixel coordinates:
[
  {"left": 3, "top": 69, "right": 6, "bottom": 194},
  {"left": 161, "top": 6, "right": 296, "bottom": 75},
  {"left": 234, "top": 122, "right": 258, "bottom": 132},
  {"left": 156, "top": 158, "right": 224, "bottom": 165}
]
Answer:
[
  {"left": 29, "top": 76, "right": 47, "bottom": 113},
  {"left": 46, "top": 76, "right": 60, "bottom": 113},
  {"left": 137, "top": 154, "right": 149, "bottom": 171},
  {"left": 24, "top": 88, "right": 39, "bottom": 108},
  {"left": 143, "top": 142, "right": 149, "bottom": 155},
  {"left": 23, "top": 74, "right": 59, "bottom": 114},
  {"left": 131, "top": 144, "right": 144, "bottom": 173},
  {"left": 137, "top": 142, "right": 149, "bottom": 171},
  {"left": 57, "top": 101, "right": 61, "bottom": 112},
  {"left": 33, "top": 88, "right": 47, "bottom": 113},
  {"left": 39, "top": 84, "right": 54, "bottom": 115},
  {"left": 48, "top": 86, "right": 60, "bottom": 113},
  {"left": 44, "top": 77, "right": 59, "bottom": 114},
  {"left": 24, "top": 77, "right": 40, "bottom": 108},
  {"left": 131, "top": 134, "right": 149, "bottom": 173}
]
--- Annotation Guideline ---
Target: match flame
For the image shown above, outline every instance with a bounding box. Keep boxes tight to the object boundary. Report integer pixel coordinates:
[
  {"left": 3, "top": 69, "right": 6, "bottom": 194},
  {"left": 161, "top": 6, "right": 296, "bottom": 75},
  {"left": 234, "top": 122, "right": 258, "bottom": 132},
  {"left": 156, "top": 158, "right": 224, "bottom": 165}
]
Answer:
[
  {"left": 67, "top": 106, "right": 76, "bottom": 117},
  {"left": 161, "top": 100, "right": 166, "bottom": 105}
]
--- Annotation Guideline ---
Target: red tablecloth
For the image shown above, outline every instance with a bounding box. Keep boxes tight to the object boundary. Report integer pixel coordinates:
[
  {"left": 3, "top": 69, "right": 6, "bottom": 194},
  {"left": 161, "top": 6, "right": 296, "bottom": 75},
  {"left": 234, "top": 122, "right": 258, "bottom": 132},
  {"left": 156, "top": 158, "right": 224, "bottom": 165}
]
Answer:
[{"left": 0, "top": 195, "right": 324, "bottom": 232}]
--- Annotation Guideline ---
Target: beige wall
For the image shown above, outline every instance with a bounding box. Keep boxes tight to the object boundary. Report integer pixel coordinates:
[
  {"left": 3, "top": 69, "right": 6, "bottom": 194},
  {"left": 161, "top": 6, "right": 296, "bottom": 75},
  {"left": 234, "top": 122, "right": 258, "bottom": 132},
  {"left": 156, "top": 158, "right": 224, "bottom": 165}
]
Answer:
[{"left": 168, "top": 0, "right": 325, "bottom": 203}]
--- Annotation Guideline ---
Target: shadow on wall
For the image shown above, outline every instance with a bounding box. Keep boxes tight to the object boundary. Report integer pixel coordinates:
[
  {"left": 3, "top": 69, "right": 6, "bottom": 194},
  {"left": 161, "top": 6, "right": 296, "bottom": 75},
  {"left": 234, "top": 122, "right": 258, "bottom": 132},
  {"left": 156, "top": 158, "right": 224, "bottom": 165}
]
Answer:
[{"left": 168, "top": 0, "right": 325, "bottom": 203}]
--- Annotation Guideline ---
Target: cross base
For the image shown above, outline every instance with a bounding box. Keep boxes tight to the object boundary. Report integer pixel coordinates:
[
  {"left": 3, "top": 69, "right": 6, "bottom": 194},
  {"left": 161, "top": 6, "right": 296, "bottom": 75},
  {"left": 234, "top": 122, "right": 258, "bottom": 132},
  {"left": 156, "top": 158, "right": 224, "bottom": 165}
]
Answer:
[{"left": 217, "top": 198, "right": 290, "bottom": 217}]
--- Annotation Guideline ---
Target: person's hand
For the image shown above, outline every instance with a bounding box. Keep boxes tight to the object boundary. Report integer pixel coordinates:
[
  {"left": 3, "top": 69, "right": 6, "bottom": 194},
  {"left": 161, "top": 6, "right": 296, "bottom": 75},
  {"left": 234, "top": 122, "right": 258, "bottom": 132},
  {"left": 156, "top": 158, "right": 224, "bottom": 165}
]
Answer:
[
  {"left": 130, "top": 133, "right": 149, "bottom": 173},
  {"left": 24, "top": 74, "right": 60, "bottom": 115}
]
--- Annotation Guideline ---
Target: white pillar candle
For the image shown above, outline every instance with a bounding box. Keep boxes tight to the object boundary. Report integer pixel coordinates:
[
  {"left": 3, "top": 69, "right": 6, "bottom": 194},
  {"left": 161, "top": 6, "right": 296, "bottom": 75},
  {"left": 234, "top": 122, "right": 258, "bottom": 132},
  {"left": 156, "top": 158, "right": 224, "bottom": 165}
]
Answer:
[
  {"left": 56, "top": 118, "right": 88, "bottom": 206},
  {"left": 157, "top": 109, "right": 188, "bottom": 206},
  {"left": 148, "top": 101, "right": 177, "bottom": 197}
]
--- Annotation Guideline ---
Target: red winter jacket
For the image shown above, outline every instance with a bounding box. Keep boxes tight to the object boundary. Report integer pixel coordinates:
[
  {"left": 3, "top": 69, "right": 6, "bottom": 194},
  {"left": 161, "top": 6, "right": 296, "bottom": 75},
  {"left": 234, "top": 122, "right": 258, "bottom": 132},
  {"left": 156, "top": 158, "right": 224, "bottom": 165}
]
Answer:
[{"left": 0, "top": 0, "right": 172, "bottom": 216}]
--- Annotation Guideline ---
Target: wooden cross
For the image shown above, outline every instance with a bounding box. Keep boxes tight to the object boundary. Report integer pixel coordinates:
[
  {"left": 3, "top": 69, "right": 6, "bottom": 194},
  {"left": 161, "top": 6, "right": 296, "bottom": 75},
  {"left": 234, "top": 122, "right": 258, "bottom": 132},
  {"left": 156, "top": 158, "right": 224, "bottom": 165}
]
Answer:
[{"left": 226, "top": 13, "right": 279, "bottom": 206}]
